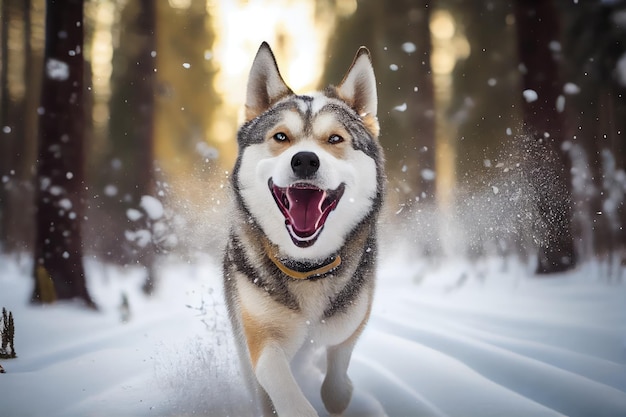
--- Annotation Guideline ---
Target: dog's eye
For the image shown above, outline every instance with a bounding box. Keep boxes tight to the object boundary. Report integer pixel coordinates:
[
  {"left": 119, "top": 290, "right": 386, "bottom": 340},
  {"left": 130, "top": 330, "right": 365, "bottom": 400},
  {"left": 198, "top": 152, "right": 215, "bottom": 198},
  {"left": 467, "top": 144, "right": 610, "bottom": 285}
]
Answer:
[
  {"left": 273, "top": 132, "right": 288, "bottom": 142},
  {"left": 328, "top": 134, "right": 344, "bottom": 144}
]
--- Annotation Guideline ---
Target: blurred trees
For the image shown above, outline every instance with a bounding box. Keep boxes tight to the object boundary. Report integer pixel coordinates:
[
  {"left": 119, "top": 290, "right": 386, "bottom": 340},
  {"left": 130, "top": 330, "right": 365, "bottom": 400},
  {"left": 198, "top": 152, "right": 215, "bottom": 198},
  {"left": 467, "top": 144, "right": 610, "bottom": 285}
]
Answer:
[
  {"left": 444, "top": 1, "right": 520, "bottom": 184},
  {"left": 323, "top": 0, "right": 436, "bottom": 206},
  {"left": 514, "top": 0, "right": 576, "bottom": 273},
  {"left": 0, "top": 0, "right": 43, "bottom": 254},
  {"left": 31, "top": 0, "right": 95, "bottom": 307},
  {"left": 90, "top": 0, "right": 220, "bottom": 273},
  {"left": 558, "top": 0, "right": 626, "bottom": 267},
  {"left": 102, "top": 0, "right": 158, "bottom": 294},
  {"left": 0, "top": 0, "right": 625, "bottom": 283}
]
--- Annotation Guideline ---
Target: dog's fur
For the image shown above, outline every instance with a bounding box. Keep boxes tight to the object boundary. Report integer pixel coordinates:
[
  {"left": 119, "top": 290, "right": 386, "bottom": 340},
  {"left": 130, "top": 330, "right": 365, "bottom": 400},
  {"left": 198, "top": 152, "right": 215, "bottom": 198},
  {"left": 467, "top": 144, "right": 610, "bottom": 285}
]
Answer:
[{"left": 223, "top": 42, "right": 384, "bottom": 417}]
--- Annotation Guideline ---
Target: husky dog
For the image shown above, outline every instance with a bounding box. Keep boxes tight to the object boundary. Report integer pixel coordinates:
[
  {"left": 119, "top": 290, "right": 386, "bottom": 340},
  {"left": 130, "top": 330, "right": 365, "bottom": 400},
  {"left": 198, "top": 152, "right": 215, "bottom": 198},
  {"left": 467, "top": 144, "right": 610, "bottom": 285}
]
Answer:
[{"left": 223, "top": 42, "right": 384, "bottom": 417}]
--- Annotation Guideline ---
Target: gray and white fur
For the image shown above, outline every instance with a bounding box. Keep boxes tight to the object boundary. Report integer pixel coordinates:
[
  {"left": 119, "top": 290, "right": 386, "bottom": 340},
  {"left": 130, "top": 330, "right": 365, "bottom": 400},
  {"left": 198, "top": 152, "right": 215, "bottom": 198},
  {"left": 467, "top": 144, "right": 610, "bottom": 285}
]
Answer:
[{"left": 223, "top": 42, "right": 384, "bottom": 417}]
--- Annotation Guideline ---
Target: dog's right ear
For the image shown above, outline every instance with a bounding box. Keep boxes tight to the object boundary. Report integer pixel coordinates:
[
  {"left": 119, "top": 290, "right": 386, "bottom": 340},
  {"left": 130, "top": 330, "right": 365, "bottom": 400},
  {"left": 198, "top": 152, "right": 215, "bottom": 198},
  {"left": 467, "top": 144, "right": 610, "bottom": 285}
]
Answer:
[{"left": 245, "top": 42, "right": 293, "bottom": 122}]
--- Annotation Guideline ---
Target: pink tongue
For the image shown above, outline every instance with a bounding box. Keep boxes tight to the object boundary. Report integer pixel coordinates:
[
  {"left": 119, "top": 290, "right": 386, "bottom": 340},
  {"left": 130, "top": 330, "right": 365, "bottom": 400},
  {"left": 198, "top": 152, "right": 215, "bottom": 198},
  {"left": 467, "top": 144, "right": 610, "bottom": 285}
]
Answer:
[{"left": 285, "top": 187, "right": 327, "bottom": 237}]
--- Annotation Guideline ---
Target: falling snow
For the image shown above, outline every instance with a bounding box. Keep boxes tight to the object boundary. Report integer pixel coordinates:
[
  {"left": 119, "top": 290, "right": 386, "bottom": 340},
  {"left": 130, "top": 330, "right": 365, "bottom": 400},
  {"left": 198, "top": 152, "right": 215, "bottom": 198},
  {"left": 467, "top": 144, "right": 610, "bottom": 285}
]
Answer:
[
  {"left": 548, "top": 40, "right": 562, "bottom": 52},
  {"left": 49, "top": 186, "right": 63, "bottom": 196},
  {"left": 46, "top": 58, "right": 70, "bottom": 81},
  {"left": 393, "top": 103, "right": 407, "bottom": 112},
  {"left": 58, "top": 198, "right": 72, "bottom": 210},
  {"left": 401, "top": 42, "right": 416, "bottom": 53},
  {"left": 616, "top": 52, "right": 626, "bottom": 87},
  {"left": 126, "top": 208, "right": 143, "bottom": 222},
  {"left": 556, "top": 94, "right": 566, "bottom": 113},
  {"left": 421, "top": 168, "right": 436, "bottom": 181},
  {"left": 522, "top": 89, "right": 538, "bottom": 103},
  {"left": 195, "top": 142, "right": 219, "bottom": 160},
  {"left": 563, "top": 82, "right": 581, "bottom": 94},
  {"left": 140, "top": 195, "right": 164, "bottom": 220},
  {"left": 104, "top": 185, "right": 118, "bottom": 197},
  {"left": 124, "top": 229, "right": 151, "bottom": 247}
]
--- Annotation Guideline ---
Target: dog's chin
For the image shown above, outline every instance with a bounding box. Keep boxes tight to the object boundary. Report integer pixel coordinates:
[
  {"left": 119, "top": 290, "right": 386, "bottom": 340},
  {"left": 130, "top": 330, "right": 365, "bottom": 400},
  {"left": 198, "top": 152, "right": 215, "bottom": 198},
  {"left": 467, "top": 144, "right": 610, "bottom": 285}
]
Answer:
[{"left": 268, "top": 178, "right": 345, "bottom": 248}]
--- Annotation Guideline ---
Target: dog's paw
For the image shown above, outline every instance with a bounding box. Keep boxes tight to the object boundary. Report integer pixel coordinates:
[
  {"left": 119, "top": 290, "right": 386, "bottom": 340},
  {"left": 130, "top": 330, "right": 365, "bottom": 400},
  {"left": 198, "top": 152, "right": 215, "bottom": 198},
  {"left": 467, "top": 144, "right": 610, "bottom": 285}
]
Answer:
[
  {"left": 280, "top": 402, "right": 319, "bottom": 417},
  {"left": 269, "top": 396, "right": 319, "bottom": 417},
  {"left": 321, "top": 374, "right": 353, "bottom": 415}
]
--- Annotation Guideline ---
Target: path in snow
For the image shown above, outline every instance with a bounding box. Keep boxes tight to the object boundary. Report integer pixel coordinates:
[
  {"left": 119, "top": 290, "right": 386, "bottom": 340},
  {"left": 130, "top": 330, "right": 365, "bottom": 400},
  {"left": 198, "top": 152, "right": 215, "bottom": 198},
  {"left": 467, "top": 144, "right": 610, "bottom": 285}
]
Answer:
[{"left": 0, "top": 255, "right": 625, "bottom": 417}]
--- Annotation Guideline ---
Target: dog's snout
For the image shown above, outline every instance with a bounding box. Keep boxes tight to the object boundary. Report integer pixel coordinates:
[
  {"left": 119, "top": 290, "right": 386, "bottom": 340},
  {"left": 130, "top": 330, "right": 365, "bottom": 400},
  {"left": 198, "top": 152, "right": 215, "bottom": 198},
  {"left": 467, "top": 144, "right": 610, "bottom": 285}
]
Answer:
[{"left": 291, "top": 151, "right": 320, "bottom": 178}]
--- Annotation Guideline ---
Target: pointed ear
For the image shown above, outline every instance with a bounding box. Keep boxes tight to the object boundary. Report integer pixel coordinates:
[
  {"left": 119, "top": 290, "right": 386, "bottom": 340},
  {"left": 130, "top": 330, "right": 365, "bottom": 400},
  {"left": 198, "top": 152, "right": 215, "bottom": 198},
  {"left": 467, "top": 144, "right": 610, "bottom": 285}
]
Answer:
[
  {"left": 245, "top": 42, "right": 293, "bottom": 121},
  {"left": 337, "top": 47, "right": 377, "bottom": 118}
]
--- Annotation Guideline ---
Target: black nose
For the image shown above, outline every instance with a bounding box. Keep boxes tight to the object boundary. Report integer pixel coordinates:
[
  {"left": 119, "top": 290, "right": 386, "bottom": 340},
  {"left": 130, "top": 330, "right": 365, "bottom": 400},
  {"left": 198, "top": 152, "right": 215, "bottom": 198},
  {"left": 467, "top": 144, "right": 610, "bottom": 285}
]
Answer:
[{"left": 291, "top": 151, "right": 320, "bottom": 178}]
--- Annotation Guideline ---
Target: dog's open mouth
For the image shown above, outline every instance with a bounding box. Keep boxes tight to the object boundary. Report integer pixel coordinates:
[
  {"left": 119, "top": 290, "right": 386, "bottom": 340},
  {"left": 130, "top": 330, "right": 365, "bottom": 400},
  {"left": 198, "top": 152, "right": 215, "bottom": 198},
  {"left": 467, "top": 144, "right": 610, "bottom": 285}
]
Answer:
[{"left": 269, "top": 179, "right": 345, "bottom": 248}]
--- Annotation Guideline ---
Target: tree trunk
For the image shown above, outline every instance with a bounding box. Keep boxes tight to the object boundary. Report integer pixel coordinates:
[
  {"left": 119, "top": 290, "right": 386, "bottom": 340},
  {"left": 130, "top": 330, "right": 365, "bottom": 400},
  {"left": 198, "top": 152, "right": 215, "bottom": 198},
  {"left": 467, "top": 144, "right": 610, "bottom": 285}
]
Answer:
[
  {"left": 135, "top": 0, "right": 157, "bottom": 295},
  {"left": 514, "top": 0, "right": 577, "bottom": 274},
  {"left": 0, "top": 0, "right": 12, "bottom": 249},
  {"left": 381, "top": 0, "right": 436, "bottom": 203},
  {"left": 32, "top": 0, "right": 95, "bottom": 308},
  {"left": 322, "top": 0, "right": 436, "bottom": 203}
]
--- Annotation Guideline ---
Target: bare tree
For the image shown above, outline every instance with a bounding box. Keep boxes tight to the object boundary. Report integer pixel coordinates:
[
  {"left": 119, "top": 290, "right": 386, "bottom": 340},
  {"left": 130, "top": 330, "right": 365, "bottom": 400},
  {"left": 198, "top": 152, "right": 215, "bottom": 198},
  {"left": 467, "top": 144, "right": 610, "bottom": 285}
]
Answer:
[
  {"left": 514, "top": 0, "right": 577, "bottom": 274},
  {"left": 32, "top": 0, "right": 95, "bottom": 307}
]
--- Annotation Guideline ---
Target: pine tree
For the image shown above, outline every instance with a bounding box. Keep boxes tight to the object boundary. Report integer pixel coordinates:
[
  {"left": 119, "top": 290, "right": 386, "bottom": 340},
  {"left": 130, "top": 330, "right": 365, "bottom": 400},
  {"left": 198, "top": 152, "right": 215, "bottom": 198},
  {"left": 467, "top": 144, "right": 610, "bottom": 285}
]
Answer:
[
  {"left": 8, "top": 311, "right": 15, "bottom": 358},
  {"left": 1, "top": 307, "right": 16, "bottom": 358},
  {"left": 1, "top": 307, "right": 7, "bottom": 354}
]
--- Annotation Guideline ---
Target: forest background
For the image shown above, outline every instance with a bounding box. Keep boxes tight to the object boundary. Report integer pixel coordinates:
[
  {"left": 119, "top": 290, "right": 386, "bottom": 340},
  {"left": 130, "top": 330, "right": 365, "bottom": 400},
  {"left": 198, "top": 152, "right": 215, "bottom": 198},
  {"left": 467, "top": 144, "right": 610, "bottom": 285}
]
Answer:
[{"left": 0, "top": 0, "right": 625, "bottom": 305}]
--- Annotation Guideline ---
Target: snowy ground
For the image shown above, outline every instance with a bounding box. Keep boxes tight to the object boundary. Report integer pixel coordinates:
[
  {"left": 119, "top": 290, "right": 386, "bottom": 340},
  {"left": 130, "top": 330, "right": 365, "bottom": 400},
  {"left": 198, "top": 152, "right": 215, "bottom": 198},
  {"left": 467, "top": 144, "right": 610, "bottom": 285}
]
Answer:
[{"left": 1, "top": 252, "right": 625, "bottom": 417}]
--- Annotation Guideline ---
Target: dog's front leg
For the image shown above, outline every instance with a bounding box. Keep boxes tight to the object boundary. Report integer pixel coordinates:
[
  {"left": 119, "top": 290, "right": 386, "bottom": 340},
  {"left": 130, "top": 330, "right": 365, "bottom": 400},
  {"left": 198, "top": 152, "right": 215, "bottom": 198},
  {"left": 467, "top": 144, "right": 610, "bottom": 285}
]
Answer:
[
  {"left": 321, "top": 337, "right": 356, "bottom": 414},
  {"left": 321, "top": 304, "right": 371, "bottom": 415},
  {"left": 256, "top": 342, "right": 319, "bottom": 417}
]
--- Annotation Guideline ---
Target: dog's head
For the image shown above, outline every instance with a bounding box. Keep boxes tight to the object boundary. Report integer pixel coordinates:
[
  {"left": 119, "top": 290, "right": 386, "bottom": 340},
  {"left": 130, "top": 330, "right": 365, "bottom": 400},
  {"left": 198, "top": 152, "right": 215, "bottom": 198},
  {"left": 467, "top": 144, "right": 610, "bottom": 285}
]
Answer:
[{"left": 233, "top": 42, "right": 383, "bottom": 260}]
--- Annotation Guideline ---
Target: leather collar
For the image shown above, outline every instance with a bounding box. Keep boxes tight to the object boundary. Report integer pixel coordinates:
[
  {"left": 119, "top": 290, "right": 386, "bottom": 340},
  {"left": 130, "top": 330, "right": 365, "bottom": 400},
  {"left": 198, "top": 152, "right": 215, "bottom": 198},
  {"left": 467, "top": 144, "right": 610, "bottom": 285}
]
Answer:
[{"left": 263, "top": 240, "right": 341, "bottom": 280}]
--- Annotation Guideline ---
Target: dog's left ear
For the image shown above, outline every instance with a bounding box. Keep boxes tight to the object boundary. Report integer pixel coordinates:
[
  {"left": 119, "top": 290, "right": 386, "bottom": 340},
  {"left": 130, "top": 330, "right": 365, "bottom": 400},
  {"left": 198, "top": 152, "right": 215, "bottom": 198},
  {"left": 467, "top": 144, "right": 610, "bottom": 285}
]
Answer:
[
  {"left": 245, "top": 42, "right": 293, "bottom": 121},
  {"left": 337, "top": 47, "right": 378, "bottom": 119}
]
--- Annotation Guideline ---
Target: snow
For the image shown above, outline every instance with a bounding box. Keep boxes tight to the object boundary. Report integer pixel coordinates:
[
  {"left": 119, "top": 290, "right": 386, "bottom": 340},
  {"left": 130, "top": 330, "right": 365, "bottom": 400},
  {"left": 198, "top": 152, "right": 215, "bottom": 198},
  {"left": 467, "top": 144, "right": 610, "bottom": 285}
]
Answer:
[
  {"left": 393, "top": 103, "right": 407, "bottom": 112},
  {"left": 140, "top": 195, "right": 164, "bottom": 220},
  {"left": 548, "top": 41, "right": 562, "bottom": 53},
  {"left": 104, "top": 185, "right": 118, "bottom": 197},
  {"left": 58, "top": 198, "right": 72, "bottom": 210},
  {"left": 126, "top": 208, "right": 143, "bottom": 222},
  {"left": 124, "top": 229, "right": 151, "bottom": 247},
  {"left": 556, "top": 94, "right": 566, "bottom": 113},
  {"left": 402, "top": 42, "right": 416, "bottom": 54},
  {"left": 563, "top": 82, "right": 581, "bottom": 95},
  {"left": 46, "top": 58, "right": 70, "bottom": 81},
  {"left": 616, "top": 52, "right": 626, "bottom": 87},
  {"left": 0, "top": 253, "right": 625, "bottom": 417},
  {"left": 522, "top": 89, "right": 538, "bottom": 103},
  {"left": 195, "top": 142, "right": 219, "bottom": 160},
  {"left": 421, "top": 168, "right": 436, "bottom": 181}
]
